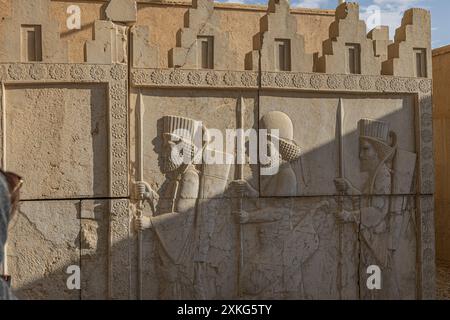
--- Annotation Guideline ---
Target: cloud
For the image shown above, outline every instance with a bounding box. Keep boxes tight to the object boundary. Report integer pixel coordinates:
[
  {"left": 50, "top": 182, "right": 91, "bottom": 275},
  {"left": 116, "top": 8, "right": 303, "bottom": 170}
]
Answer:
[{"left": 360, "top": 0, "right": 430, "bottom": 39}]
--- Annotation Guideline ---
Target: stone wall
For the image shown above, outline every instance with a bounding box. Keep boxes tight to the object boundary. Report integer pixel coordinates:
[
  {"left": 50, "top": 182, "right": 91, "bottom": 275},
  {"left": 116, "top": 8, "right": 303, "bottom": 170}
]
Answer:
[
  {"left": 433, "top": 45, "right": 450, "bottom": 263},
  {"left": 0, "top": 0, "right": 435, "bottom": 300}
]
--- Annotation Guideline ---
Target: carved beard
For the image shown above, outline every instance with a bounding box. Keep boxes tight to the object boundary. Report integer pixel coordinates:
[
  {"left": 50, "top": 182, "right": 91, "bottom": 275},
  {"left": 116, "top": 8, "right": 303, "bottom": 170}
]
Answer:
[
  {"left": 360, "top": 158, "right": 379, "bottom": 173},
  {"left": 163, "top": 155, "right": 182, "bottom": 173}
]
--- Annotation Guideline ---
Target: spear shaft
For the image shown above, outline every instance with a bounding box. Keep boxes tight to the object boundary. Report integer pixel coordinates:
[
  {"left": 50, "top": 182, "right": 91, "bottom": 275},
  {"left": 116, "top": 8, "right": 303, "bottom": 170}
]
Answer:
[
  {"left": 337, "top": 98, "right": 344, "bottom": 300},
  {"left": 236, "top": 96, "right": 245, "bottom": 297}
]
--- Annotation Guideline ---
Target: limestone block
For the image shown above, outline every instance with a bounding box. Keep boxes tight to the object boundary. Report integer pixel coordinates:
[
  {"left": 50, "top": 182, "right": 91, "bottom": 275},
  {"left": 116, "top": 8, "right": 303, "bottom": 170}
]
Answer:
[
  {"left": 4, "top": 84, "right": 109, "bottom": 200},
  {"left": 246, "top": 0, "right": 313, "bottom": 72},
  {"left": 138, "top": 198, "right": 237, "bottom": 299},
  {"left": 7, "top": 201, "right": 80, "bottom": 300},
  {"left": 367, "top": 26, "right": 392, "bottom": 62},
  {"left": 358, "top": 195, "right": 417, "bottom": 300},
  {"left": 131, "top": 25, "right": 159, "bottom": 68},
  {"left": 382, "top": 8, "right": 432, "bottom": 78},
  {"left": 259, "top": 92, "right": 417, "bottom": 197},
  {"left": 0, "top": 0, "right": 68, "bottom": 63},
  {"left": 316, "top": 2, "right": 387, "bottom": 75},
  {"left": 417, "top": 195, "right": 436, "bottom": 299},
  {"left": 129, "top": 191, "right": 422, "bottom": 299},
  {"left": 109, "top": 199, "right": 132, "bottom": 300},
  {"left": 240, "top": 195, "right": 417, "bottom": 299},
  {"left": 86, "top": 21, "right": 128, "bottom": 64},
  {"left": 105, "top": 0, "right": 137, "bottom": 25},
  {"left": 169, "top": 0, "right": 240, "bottom": 70},
  {"left": 80, "top": 200, "right": 109, "bottom": 300}
]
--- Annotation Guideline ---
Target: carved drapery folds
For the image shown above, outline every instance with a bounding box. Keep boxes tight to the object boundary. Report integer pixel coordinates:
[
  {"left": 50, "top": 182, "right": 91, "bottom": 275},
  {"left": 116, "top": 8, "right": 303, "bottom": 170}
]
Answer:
[
  {"left": 169, "top": 0, "right": 239, "bottom": 70},
  {"left": 0, "top": 0, "right": 68, "bottom": 63},
  {"left": 247, "top": 0, "right": 312, "bottom": 72}
]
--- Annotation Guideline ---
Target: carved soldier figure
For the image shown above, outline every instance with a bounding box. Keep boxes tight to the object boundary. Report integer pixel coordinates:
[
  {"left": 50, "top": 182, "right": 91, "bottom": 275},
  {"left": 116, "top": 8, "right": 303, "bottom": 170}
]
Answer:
[
  {"left": 233, "top": 111, "right": 321, "bottom": 299},
  {"left": 135, "top": 115, "right": 232, "bottom": 299},
  {"left": 334, "top": 119, "right": 417, "bottom": 299},
  {"left": 135, "top": 115, "right": 203, "bottom": 299}
]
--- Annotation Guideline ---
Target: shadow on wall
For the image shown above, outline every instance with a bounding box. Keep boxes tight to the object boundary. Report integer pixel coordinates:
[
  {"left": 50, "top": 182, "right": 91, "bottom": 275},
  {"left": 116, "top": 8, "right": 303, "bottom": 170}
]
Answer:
[{"left": 6, "top": 93, "right": 432, "bottom": 300}]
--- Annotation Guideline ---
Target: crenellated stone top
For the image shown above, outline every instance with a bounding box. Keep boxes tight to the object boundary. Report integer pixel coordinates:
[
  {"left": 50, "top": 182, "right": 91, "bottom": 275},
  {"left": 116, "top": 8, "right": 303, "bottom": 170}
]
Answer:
[
  {"left": 246, "top": 0, "right": 312, "bottom": 72},
  {"left": 316, "top": 2, "right": 390, "bottom": 75},
  {"left": 168, "top": 0, "right": 240, "bottom": 70},
  {"left": 0, "top": 0, "right": 433, "bottom": 79},
  {"left": 0, "top": 0, "right": 68, "bottom": 63},
  {"left": 382, "top": 8, "right": 432, "bottom": 78}
]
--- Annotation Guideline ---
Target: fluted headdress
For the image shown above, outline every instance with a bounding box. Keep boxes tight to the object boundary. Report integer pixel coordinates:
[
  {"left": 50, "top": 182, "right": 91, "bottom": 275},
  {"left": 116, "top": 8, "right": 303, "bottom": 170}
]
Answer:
[{"left": 358, "top": 118, "right": 396, "bottom": 162}]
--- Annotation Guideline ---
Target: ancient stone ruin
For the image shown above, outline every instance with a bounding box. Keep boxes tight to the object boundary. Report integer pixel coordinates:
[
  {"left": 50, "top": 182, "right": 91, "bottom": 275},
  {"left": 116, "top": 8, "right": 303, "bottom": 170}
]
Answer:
[{"left": 0, "top": 0, "right": 435, "bottom": 299}]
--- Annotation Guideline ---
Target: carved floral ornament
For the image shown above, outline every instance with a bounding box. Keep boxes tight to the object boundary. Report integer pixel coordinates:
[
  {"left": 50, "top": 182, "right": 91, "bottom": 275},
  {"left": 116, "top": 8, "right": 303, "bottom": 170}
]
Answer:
[
  {"left": 0, "top": 62, "right": 130, "bottom": 199},
  {"left": 0, "top": 63, "right": 127, "bottom": 83},
  {"left": 129, "top": 67, "right": 432, "bottom": 94}
]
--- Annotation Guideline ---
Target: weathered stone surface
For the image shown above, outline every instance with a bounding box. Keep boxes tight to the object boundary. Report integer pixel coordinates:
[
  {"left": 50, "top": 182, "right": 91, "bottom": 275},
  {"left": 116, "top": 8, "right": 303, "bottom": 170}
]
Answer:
[
  {"left": 0, "top": 0, "right": 437, "bottom": 301},
  {"left": 169, "top": 0, "right": 240, "bottom": 70},
  {"left": 316, "top": 2, "right": 389, "bottom": 75},
  {"left": 131, "top": 89, "right": 258, "bottom": 199},
  {"left": 105, "top": 0, "right": 137, "bottom": 24},
  {"left": 131, "top": 25, "right": 159, "bottom": 68},
  {"left": 80, "top": 200, "right": 109, "bottom": 300},
  {"left": 86, "top": 21, "right": 128, "bottom": 64},
  {"left": 259, "top": 92, "right": 416, "bottom": 197},
  {"left": 247, "top": 0, "right": 313, "bottom": 72},
  {"left": 0, "top": 0, "right": 68, "bottom": 63},
  {"left": 7, "top": 201, "right": 80, "bottom": 300},
  {"left": 382, "top": 8, "right": 432, "bottom": 78},
  {"left": 4, "top": 84, "right": 109, "bottom": 200}
]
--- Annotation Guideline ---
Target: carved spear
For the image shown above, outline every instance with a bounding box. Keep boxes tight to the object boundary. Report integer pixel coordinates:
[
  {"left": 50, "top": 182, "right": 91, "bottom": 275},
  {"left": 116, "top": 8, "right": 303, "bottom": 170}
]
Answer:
[
  {"left": 1, "top": 82, "right": 7, "bottom": 280},
  {"left": 236, "top": 96, "right": 245, "bottom": 297},
  {"left": 136, "top": 91, "right": 145, "bottom": 300},
  {"left": 337, "top": 98, "right": 344, "bottom": 300}
]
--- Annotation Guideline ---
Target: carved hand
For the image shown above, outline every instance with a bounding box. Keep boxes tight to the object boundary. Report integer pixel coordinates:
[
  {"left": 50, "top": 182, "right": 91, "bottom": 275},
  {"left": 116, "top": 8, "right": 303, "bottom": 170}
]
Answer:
[
  {"left": 230, "top": 180, "right": 258, "bottom": 198},
  {"left": 233, "top": 210, "right": 250, "bottom": 224},
  {"left": 135, "top": 215, "right": 152, "bottom": 231},
  {"left": 335, "top": 210, "right": 355, "bottom": 224},
  {"left": 334, "top": 178, "right": 350, "bottom": 194},
  {"left": 135, "top": 181, "right": 159, "bottom": 203}
]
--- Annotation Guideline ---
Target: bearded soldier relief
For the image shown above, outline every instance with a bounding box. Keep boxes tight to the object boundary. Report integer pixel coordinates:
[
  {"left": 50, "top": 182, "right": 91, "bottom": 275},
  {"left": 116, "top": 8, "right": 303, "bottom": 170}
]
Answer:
[
  {"left": 135, "top": 115, "right": 232, "bottom": 299},
  {"left": 334, "top": 118, "right": 417, "bottom": 299}
]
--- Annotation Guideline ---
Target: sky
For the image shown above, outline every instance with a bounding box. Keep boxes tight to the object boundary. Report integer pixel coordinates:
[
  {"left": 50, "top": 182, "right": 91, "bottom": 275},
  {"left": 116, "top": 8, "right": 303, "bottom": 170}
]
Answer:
[{"left": 216, "top": 0, "right": 450, "bottom": 49}]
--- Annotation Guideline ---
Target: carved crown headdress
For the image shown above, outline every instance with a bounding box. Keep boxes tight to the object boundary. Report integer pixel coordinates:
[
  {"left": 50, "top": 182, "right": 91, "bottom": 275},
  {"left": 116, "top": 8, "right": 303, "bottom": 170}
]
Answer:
[
  {"left": 358, "top": 119, "right": 389, "bottom": 143},
  {"left": 358, "top": 118, "right": 397, "bottom": 163},
  {"left": 163, "top": 115, "right": 203, "bottom": 144}
]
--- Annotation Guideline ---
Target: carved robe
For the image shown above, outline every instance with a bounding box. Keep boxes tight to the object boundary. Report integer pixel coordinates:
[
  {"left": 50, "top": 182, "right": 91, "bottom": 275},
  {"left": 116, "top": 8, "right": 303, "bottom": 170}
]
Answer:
[
  {"left": 358, "top": 162, "right": 416, "bottom": 299},
  {"left": 151, "top": 164, "right": 199, "bottom": 299},
  {"left": 242, "top": 164, "right": 319, "bottom": 299}
]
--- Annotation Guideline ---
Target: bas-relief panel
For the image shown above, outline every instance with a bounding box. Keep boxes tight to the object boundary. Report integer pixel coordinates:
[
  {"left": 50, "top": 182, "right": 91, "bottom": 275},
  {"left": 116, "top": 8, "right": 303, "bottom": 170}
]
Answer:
[
  {"left": 7, "top": 201, "right": 81, "bottom": 300},
  {"left": 131, "top": 90, "right": 419, "bottom": 300},
  {"left": 259, "top": 93, "right": 417, "bottom": 197},
  {"left": 137, "top": 89, "right": 259, "bottom": 198},
  {"left": 136, "top": 195, "right": 417, "bottom": 299},
  {"left": 4, "top": 84, "right": 109, "bottom": 200}
]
